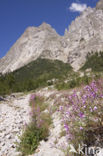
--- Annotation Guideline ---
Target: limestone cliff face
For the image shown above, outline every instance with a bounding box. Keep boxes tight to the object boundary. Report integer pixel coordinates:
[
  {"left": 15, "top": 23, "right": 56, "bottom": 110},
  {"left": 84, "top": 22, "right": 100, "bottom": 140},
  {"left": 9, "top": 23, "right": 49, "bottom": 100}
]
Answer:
[
  {"left": 1, "top": 0, "right": 103, "bottom": 73},
  {"left": 65, "top": 6, "right": 103, "bottom": 70},
  {"left": 0, "top": 23, "right": 68, "bottom": 73},
  {"left": 96, "top": 0, "right": 103, "bottom": 10}
]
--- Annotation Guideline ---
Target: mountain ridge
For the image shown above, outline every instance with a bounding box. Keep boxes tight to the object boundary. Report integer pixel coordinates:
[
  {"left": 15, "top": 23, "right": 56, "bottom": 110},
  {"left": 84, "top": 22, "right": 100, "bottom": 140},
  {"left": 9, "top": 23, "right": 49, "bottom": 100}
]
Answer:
[
  {"left": 0, "top": 22, "right": 68, "bottom": 73},
  {"left": 1, "top": 0, "right": 103, "bottom": 73}
]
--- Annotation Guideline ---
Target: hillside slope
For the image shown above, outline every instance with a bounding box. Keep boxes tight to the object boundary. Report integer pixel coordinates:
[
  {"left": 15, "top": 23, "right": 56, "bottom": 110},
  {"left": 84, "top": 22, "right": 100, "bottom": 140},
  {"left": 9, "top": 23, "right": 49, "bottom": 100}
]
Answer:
[
  {"left": 0, "top": 58, "right": 72, "bottom": 95},
  {"left": 1, "top": 0, "right": 103, "bottom": 72}
]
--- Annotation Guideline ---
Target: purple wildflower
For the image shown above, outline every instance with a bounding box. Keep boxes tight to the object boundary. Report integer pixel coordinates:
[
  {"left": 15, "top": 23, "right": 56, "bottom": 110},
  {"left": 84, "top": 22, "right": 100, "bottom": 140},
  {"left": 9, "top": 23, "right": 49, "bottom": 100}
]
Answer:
[
  {"left": 100, "top": 94, "right": 103, "bottom": 98},
  {"left": 79, "top": 112, "right": 85, "bottom": 118},
  {"left": 66, "top": 111, "right": 70, "bottom": 115},
  {"left": 82, "top": 100, "right": 86, "bottom": 104},
  {"left": 93, "top": 106, "right": 97, "bottom": 111},
  {"left": 84, "top": 85, "right": 91, "bottom": 91},
  {"left": 91, "top": 92, "right": 96, "bottom": 98},
  {"left": 72, "top": 91, "right": 77, "bottom": 97},
  {"left": 90, "top": 107, "right": 93, "bottom": 112},
  {"left": 80, "top": 126, "right": 83, "bottom": 130},
  {"left": 59, "top": 106, "right": 63, "bottom": 111},
  {"left": 68, "top": 95, "right": 72, "bottom": 100},
  {"left": 64, "top": 124, "right": 69, "bottom": 132},
  {"left": 83, "top": 105, "right": 86, "bottom": 108},
  {"left": 30, "top": 94, "right": 36, "bottom": 100}
]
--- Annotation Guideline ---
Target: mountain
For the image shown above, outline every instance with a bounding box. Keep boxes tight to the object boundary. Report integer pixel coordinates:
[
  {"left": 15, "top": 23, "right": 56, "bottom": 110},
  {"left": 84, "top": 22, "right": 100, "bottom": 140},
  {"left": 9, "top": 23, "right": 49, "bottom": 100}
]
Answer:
[
  {"left": 0, "top": 0, "right": 103, "bottom": 73},
  {"left": 65, "top": 6, "right": 103, "bottom": 70},
  {"left": 0, "top": 23, "right": 68, "bottom": 73}
]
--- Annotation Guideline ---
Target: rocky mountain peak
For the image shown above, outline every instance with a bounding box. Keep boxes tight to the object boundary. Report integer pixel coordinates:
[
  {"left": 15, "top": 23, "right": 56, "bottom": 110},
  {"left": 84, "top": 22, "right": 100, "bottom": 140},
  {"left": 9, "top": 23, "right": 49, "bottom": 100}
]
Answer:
[
  {"left": 1, "top": 2, "right": 103, "bottom": 73},
  {"left": 39, "top": 22, "right": 52, "bottom": 30},
  {"left": 23, "top": 23, "right": 56, "bottom": 37},
  {"left": 96, "top": 0, "right": 103, "bottom": 10},
  {"left": 38, "top": 22, "right": 58, "bottom": 36},
  {"left": 0, "top": 22, "right": 68, "bottom": 73}
]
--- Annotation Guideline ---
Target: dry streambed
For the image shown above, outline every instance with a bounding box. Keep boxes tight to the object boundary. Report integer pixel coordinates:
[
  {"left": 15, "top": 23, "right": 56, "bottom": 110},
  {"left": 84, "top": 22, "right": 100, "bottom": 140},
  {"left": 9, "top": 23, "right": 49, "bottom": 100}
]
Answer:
[
  {"left": 0, "top": 94, "right": 31, "bottom": 156},
  {"left": 0, "top": 89, "right": 67, "bottom": 156},
  {"left": 1, "top": 88, "right": 103, "bottom": 156}
]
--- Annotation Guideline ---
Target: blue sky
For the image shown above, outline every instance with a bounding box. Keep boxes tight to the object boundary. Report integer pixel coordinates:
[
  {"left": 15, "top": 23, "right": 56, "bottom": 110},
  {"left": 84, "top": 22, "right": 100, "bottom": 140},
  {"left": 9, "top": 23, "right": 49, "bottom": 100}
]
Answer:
[{"left": 0, "top": 0, "right": 98, "bottom": 58}]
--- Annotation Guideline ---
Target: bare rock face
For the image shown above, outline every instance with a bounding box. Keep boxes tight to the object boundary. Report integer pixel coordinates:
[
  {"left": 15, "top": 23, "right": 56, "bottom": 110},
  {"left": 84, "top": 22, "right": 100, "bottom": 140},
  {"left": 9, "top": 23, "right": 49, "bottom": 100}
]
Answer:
[
  {"left": 65, "top": 7, "right": 103, "bottom": 70},
  {"left": 0, "top": 23, "right": 68, "bottom": 73},
  {"left": 96, "top": 0, "right": 103, "bottom": 10},
  {"left": 1, "top": 0, "right": 103, "bottom": 72}
]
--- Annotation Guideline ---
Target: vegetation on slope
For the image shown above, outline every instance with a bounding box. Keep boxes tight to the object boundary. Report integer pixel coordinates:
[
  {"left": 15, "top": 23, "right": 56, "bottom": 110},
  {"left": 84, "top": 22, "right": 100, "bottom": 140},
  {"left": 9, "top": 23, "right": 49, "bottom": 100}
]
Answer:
[
  {"left": 57, "top": 79, "right": 103, "bottom": 155},
  {"left": 17, "top": 79, "right": 103, "bottom": 155},
  {"left": 1, "top": 51, "right": 103, "bottom": 96},
  {"left": 0, "top": 58, "right": 73, "bottom": 95},
  {"left": 16, "top": 94, "right": 52, "bottom": 155},
  {"left": 81, "top": 51, "right": 103, "bottom": 71},
  {"left": 55, "top": 75, "right": 92, "bottom": 90}
]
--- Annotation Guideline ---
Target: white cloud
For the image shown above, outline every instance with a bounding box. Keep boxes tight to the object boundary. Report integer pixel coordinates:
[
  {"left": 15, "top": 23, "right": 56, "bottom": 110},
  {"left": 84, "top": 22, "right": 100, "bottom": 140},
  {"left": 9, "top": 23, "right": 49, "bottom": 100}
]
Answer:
[{"left": 69, "top": 3, "right": 87, "bottom": 12}]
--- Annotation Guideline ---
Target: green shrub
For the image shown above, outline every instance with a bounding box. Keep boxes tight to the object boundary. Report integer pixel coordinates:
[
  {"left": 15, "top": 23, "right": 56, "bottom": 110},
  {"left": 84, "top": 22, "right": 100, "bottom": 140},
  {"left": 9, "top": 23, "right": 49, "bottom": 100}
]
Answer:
[
  {"left": 16, "top": 94, "right": 52, "bottom": 156},
  {"left": 55, "top": 75, "right": 92, "bottom": 90},
  {"left": 0, "top": 58, "right": 73, "bottom": 95},
  {"left": 17, "top": 123, "right": 49, "bottom": 156},
  {"left": 81, "top": 51, "right": 103, "bottom": 71}
]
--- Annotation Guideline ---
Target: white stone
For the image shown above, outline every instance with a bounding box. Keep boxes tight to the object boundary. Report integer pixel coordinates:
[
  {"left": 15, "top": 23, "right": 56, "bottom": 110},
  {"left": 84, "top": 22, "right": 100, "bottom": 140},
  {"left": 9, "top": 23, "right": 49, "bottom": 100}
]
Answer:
[{"left": 0, "top": 93, "right": 31, "bottom": 156}]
